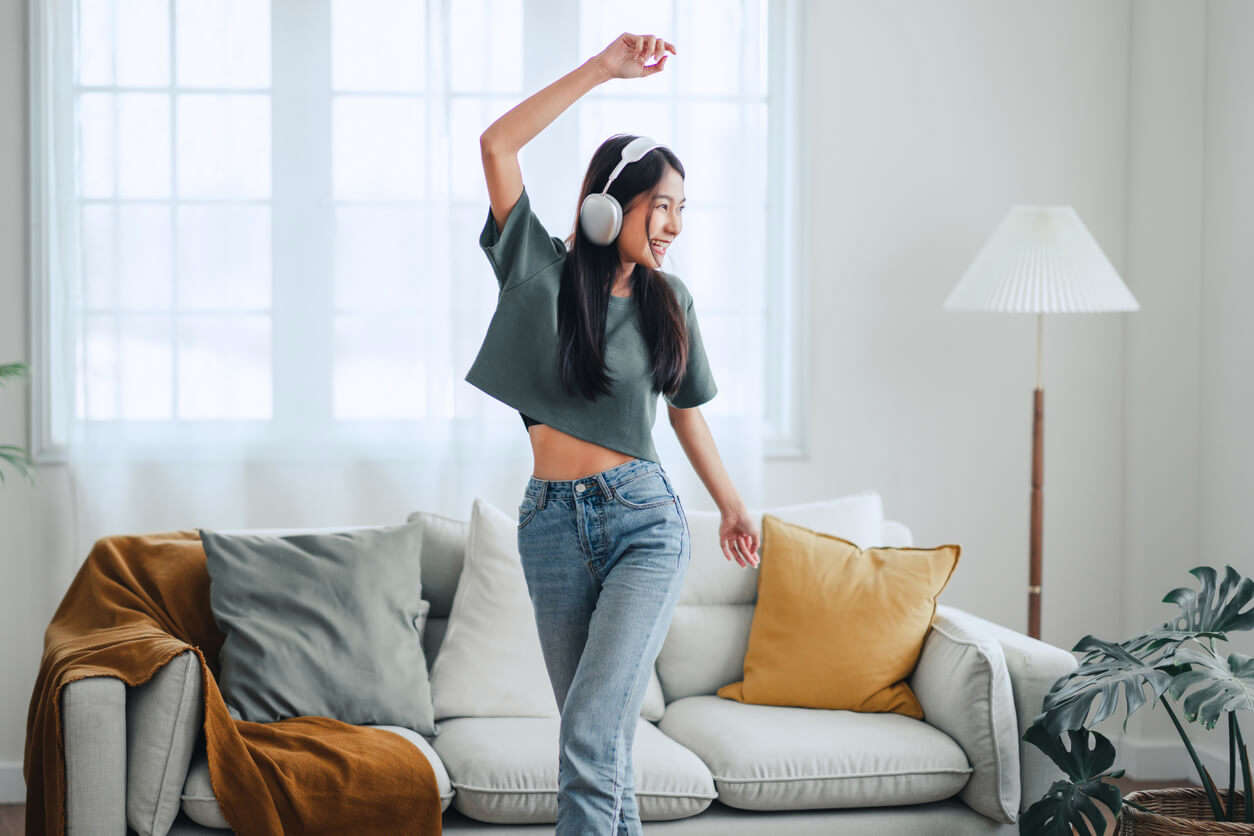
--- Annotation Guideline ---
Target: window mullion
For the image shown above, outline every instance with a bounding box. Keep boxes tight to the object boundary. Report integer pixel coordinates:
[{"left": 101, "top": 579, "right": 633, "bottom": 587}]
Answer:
[
  {"left": 765, "top": 0, "right": 806, "bottom": 458},
  {"left": 271, "top": 0, "right": 335, "bottom": 438}
]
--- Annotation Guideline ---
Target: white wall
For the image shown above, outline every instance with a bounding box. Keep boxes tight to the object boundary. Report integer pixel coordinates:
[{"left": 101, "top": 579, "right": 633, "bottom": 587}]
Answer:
[
  {"left": 783, "top": 0, "right": 1131, "bottom": 643},
  {"left": 1120, "top": 0, "right": 1254, "bottom": 781},
  {"left": 1189, "top": 0, "right": 1254, "bottom": 773},
  {"left": 1, "top": 0, "right": 1249, "bottom": 801}
]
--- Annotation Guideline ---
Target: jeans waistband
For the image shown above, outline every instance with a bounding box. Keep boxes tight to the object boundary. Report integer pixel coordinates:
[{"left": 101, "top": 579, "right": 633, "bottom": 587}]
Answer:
[{"left": 525, "top": 457, "right": 662, "bottom": 504}]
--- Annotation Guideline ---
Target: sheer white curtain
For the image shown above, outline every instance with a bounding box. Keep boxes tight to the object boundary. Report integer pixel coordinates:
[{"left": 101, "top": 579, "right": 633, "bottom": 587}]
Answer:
[{"left": 38, "top": 0, "right": 772, "bottom": 558}]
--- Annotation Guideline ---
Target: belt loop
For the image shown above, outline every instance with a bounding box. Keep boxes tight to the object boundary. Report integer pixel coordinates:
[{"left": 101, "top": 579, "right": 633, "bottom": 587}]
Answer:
[
  {"left": 538, "top": 480, "right": 548, "bottom": 510},
  {"left": 594, "top": 471, "right": 612, "bottom": 500}
]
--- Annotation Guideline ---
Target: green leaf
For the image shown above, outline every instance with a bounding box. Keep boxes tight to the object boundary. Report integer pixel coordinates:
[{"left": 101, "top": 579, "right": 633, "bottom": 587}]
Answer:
[
  {"left": 0, "top": 445, "right": 36, "bottom": 485},
  {"left": 0, "top": 362, "right": 30, "bottom": 386},
  {"left": 1163, "top": 565, "right": 1254, "bottom": 636},
  {"left": 1020, "top": 722, "right": 1124, "bottom": 835},
  {"left": 1165, "top": 647, "right": 1254, "bottom": 731},
  {"left": 1038, "top": 635, "right": 1175, "bottom": 735}
]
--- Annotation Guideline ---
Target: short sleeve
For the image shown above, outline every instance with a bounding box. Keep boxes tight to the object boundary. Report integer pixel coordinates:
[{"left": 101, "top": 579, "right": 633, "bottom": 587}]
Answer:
[
  {"left": 479, "top": 185, "right": 567, "bottom": 293},
  {"left": 665, "top": 297, "right": 718, "bottom": 408}
]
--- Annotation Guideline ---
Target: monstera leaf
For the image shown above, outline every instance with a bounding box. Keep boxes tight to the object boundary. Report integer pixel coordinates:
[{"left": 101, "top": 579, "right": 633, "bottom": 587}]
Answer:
[
  {"left": 1021, "top": 722, "right": 1125, "bottom": 835},
  {"left": 1115, "top": 627, "right": 1228, "bottom": 663},
  {"left": 1100, "top": 566, "right": 1251, "bottom": 665},
  {"left": 1164, "top": 647, "right": 1254, "bottom": 730},
  {"left": 1038, "top": 635, "right": 1175, "bottom": 735},
  {"left": 1162, "top": 565, "right": 1254, "bottom": 638}
]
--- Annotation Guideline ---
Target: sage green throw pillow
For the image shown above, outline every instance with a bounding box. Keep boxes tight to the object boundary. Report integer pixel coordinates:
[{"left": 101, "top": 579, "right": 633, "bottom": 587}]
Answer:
[{"left": 199, "top": 522, "right": 436, "bottom": 736}]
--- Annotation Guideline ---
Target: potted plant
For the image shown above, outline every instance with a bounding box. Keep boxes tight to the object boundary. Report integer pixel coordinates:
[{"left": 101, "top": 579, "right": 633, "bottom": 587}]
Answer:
[
  {"left": 1, "top": 362, "right": 35, "bottom": 486},
  {"left": 1020, "top": 564, "right": 1253, "bottom": 834}
]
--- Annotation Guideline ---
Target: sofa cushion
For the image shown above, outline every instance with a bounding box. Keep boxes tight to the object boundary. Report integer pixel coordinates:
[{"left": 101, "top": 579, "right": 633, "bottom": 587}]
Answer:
[
  {"left": 907, "top": 606, "right": 1020, "bottom": 823},
  {"left": 716, "top": 514, "right": 961, "bottom": 717},
  {"left": 431, "top": 715, "right": 716, "bottom": 824},
  {"left": 125, "top": 596, "right": 437, "bottom": 836},
  {"left": 428, "top": 498, "right": 666, "bottom": 724},
  {"left": 180, "top": 726, "right": 455, "bottom": 828},
  {"left": 659, "top": 695, "right": 971, "bottom": 811},
  {"left": 428, "top": 498, "right": 565, "bottom": 720},
  {"left": 126, "top": 650, "right": 202, "bottom": 836},
  {"left": 199, "top": 521, "right": 435, "bottom": 734},
  {"left": 656, "top": 492, "right": 886, "bottom": 702},
  {"left": 406, "top": 507, "right": 667, "bottom": 723}
]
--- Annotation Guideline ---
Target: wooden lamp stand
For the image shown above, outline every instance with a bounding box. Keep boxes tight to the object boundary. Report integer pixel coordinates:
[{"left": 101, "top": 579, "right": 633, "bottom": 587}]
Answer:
[{"left": 1028, "top": 314, "right": 1044, "bottom": 640}]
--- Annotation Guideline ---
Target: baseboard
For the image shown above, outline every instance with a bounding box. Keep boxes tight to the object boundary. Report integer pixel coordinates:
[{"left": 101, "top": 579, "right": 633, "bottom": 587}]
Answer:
[{"left": 0, "top": 761, "right": 24, "bottom": 804}]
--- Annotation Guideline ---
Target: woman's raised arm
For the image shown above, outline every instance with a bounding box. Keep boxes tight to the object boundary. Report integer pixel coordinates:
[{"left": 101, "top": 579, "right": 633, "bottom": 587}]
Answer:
[{"left": 479, "top": 34, "right": 675, "bottom": 234}]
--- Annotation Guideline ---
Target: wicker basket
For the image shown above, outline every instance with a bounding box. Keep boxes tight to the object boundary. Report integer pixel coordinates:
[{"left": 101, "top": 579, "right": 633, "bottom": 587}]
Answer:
[{"left": 1119, "top": 787, "right": 1250, "bottom": 835}]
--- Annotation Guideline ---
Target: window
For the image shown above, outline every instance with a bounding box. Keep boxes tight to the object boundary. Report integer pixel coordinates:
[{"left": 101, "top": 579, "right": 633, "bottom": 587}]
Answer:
[{"left": 28, "top": 0, "right": 805, "bottom": 462}]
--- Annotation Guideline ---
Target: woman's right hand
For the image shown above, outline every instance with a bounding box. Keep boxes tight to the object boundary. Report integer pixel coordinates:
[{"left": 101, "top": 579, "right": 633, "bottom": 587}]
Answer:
[{"left": 594, "top": 32, "right": 676, "bottom": 80}]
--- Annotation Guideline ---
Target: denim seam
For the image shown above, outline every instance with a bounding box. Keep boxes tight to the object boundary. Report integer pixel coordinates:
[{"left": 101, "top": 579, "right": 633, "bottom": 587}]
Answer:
[
  {"left": 613, "top": 469, "right": 659, "bottom": 489},
  {"left": 614, "top": 495, "right": 674, "bottom": 511},
  {"left": 610, "top": 472, "right": 674, "bottom": 510},
  {"left": 609, "top": 566, "right": 679, "bottom": 832},
  {"left": 517, "top": 504, "right": 539, "bottom": 530},
  {"left": 574, "top": 500, "right": 594, "bottom": 565}
]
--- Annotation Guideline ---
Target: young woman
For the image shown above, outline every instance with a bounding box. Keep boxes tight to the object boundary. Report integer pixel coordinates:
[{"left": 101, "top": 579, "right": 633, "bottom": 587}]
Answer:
[{"left": 469, "top": 32, "right": 761, "bottom": 835}]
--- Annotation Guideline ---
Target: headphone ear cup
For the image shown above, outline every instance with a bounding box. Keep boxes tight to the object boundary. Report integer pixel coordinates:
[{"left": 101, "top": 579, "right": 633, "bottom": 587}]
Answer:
[{"left": 579, "top": 193, "right": 623, "bottom": 246}]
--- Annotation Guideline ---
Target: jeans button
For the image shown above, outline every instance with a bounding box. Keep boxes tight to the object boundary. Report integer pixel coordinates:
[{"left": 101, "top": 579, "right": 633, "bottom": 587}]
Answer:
[{"left": 576, "top": 483, "right": 586, "bottom": 493}]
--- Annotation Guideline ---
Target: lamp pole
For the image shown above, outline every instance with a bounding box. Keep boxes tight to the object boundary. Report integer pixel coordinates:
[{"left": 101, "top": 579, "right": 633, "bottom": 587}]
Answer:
[
  {"left": 944, "top": 205, "right": 1138, "bottom": 643},
  {"left": 1029, "top": 313, "right": 1043, "bottom": 639}
]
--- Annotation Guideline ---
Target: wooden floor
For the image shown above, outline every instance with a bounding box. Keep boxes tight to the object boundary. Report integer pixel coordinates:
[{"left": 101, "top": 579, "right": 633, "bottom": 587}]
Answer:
[
  {"left": 0, "top": 778, "right": 1204, "bottom": 833},
  {"left": 0, "top": 804, "right": 21, "bottom": 836}
]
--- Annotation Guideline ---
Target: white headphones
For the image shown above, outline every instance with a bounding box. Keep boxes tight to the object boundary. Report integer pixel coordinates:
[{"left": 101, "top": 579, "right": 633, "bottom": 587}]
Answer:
[{"left": 579, "top": 136, "right": 670, "bottom": 246}]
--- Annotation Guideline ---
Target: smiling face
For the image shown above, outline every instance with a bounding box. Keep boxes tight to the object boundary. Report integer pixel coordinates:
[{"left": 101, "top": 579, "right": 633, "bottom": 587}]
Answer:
[{"left": 615, "top": 164, "right": 685, "bottom": 277}]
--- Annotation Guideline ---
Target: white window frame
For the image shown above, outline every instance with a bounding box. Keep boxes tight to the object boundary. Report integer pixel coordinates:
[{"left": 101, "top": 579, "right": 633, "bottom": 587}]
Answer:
[
  {"left": 27, "top": 0, "right": 809, "bottom": 464},
  {"left": 764, "top": 0, "right": 808, "bottom": 458}
]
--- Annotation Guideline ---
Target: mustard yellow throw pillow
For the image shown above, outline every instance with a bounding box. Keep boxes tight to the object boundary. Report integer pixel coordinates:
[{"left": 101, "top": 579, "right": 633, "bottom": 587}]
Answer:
[{"left": 716, "top": 513, "right": 961, "bottom": 719}]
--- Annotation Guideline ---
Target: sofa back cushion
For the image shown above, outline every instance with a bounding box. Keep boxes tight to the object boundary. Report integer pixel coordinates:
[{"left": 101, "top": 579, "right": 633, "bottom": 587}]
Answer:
[
  {"left": 404, "top": 507, "right": 666, "bottom": 723},
  {"left": 200, "top": 521, "right": 435, "bottom": 734}
]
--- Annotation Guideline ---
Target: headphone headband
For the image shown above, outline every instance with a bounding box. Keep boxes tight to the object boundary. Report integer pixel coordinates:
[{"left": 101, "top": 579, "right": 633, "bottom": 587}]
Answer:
[
  {"left": 579, "top": 135, "right": 672, "bottom": 246},
  {"left": 600, "top": 136, "right": 668, "bottom": 195}
]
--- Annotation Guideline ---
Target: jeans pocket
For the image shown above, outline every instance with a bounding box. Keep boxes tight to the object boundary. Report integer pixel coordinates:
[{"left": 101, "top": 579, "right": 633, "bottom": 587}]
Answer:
[
  {"left": 517, "top": 495, "right": 540, "bottom": 530},
  {"left": 611, "top": 470, "right": 675, "bottom": 510}
]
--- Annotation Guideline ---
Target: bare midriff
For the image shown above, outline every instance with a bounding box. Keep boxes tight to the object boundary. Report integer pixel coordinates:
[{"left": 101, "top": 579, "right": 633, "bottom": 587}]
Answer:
[
  {"left": 524, "top": 287, "right": 637, "bottom": 480},
  {"left": 527, "top": 423, "right": 636, "bottom": 480}
]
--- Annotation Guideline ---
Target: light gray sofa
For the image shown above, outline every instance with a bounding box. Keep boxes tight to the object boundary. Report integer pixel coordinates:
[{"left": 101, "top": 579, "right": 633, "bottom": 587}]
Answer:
[{"left": 59, "top": 502, "right": 1077, "bottom": 835}]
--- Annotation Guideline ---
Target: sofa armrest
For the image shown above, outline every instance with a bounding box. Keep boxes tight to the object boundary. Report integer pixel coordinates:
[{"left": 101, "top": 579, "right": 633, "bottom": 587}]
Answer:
[
  {"left": 909, "top": 605, "right": 1020, "bottom": 823},
  {"left": 61, "top": 675, "right": 127, "bottom": 835},
  {"left": 126, "top": 650, "right": 204, "bottom": 836},
  {"left": 933, "top": 603, "right": 1079, "bottom": 815}
]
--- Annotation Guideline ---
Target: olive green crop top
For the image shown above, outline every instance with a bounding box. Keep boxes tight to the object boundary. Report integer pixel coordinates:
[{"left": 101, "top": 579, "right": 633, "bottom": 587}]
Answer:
[{"left": 464, "top": 185, "right": 718, "bottom": 464}]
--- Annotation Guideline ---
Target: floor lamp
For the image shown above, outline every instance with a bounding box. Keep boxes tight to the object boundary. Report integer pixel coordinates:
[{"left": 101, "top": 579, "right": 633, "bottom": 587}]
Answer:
[{"left": 942, "top": 206, "right": 1139, "bottom": 639}]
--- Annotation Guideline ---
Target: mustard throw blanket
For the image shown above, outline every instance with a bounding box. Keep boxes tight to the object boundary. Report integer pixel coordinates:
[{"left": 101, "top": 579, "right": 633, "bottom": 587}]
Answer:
[{"left": 24, "top": 529, "right": 442, "bottom": 835}]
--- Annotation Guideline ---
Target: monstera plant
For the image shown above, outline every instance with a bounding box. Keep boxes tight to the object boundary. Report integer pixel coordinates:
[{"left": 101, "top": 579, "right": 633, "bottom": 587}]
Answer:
[
  {"left": 1, "top": 362, "right": 34, "bottom": 486},
  {"left": 1020, "top": 564, "right": 1254, "bottom": 834}
]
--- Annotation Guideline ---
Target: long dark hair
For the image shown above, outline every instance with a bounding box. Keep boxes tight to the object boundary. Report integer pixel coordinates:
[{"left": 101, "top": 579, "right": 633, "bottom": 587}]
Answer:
[{"left": 555, "top": 134, "right": 689, "bottom": 403}]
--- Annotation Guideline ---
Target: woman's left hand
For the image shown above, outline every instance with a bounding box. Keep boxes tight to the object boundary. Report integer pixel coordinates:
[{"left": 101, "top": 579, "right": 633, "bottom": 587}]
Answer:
[{"left": 719, "top": 507, "right": 761, "bottom": 568}]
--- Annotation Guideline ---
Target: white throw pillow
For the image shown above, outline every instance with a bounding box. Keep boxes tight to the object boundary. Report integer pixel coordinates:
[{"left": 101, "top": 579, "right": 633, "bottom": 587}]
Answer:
[
  {"left": 756, "top": 490, "right": 884, "bottom": 548},
  {"left": 430, "top": 498, "right": 557, "bottom": 720},
  {"left": 658, "top": 490, "right": 888, "bottom": 701},
  {"left": 431, "top": 498, "right": 665, "bottom": 722}
]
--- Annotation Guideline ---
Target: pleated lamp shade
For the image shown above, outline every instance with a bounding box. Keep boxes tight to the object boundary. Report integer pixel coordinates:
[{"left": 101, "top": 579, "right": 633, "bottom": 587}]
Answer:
[{"left": 944, "top": 206, "right": 1139, "bottom": 313}]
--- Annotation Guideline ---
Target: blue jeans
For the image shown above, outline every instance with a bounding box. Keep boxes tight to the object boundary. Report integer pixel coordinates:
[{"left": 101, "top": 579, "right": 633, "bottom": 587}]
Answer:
[{"left": 516, "top": 457, "right": 691, "bottom": 836}]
